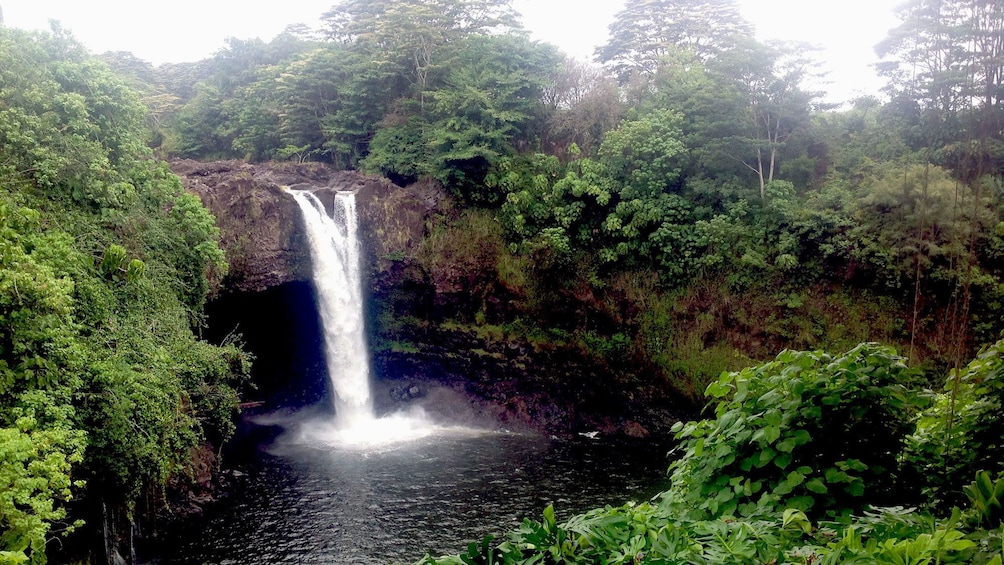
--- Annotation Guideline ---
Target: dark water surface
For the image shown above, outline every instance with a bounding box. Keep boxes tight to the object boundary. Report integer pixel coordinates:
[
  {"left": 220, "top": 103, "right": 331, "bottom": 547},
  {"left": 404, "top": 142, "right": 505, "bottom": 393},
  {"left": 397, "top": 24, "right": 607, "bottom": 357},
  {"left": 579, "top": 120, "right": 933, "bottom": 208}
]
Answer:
[{"left": 151, "top": 429, "right": 670, "bottom": 564}]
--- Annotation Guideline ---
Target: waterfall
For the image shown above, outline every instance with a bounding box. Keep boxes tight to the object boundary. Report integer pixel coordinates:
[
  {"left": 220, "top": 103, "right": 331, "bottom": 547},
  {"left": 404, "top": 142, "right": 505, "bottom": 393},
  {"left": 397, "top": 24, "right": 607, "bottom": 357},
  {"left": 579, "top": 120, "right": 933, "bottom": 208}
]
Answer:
[
  {"left": 287, "top": 187, "right": 476, "bottom": 448},
  {"left": 289, "top": 189, "right": 374, "bottom": 429}
]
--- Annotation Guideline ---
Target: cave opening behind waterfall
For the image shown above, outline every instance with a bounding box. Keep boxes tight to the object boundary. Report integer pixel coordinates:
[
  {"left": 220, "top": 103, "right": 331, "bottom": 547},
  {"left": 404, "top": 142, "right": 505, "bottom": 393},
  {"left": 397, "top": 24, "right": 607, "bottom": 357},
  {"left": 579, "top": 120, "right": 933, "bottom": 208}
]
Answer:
[{"left": 204, "top": 280, "right": 331, "bottom": 413}]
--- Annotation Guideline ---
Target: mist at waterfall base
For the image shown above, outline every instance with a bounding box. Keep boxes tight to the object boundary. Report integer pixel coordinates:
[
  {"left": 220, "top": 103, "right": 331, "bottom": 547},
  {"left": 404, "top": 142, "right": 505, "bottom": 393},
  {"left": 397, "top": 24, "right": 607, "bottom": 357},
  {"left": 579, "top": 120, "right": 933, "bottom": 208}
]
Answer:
[{"left": 158, "top": 189, "right": 671, "bottom": 563}]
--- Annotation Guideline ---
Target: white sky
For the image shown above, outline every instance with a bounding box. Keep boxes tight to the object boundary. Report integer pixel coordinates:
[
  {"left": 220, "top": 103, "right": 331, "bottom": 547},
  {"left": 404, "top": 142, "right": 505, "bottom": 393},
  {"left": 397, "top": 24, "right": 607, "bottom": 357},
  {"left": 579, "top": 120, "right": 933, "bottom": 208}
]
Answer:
[{"left": 4, "top": 0, "right": 901, "bottom": 104}]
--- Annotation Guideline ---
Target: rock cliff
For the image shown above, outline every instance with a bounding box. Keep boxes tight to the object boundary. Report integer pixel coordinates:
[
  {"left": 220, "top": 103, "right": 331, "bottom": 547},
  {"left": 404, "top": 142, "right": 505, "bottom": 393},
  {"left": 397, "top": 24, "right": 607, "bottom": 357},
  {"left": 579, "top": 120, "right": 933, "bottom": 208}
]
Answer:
[{"left": 172, "top": 159, "right": 441, "bottom": 294}]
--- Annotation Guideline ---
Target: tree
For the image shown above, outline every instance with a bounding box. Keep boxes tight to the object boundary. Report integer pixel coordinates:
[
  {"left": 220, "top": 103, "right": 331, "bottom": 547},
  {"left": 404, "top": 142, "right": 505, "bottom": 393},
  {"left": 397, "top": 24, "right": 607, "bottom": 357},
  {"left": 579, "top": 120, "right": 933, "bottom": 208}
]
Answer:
[
  {"left": 540, "top": 58, "right": 624, "bottom": 158},
  {"left": 364, "top": 34, "right": 560, "bottom": 197},
  {"left": 264, "top": 44, "right": 404, "bottom": 167},
  {"left": 324, "top": 0, "right": 520, "bottom": 43},
  {"left": 322, "top": 0, "right": 522, "bottom": 107},
  {"left": 639, "top": 47, "right": 747, "bottom": 183},
  {"left": 597, "top": 0, "right": 753, "bottom": 82},
  {"left": 711, "top": 40, "right": 820, "bottom": 198},
  {"left": 877, "top": 0, "right": 973, "bottom": 115},
  {"left": 0, "top": 27, "right": 251, "bottom": 562},
  {"left": 170, "top": 36, "right": 309, "bottom": 160},
  {"left": 592, "top": 110, "right": 699, "bottom": 278},
  {"left": 845, "top": 163, "right": 986, "bottom": 293},
  {"left": 876, "top": 0, "right": 1004, "bottom": 175}
]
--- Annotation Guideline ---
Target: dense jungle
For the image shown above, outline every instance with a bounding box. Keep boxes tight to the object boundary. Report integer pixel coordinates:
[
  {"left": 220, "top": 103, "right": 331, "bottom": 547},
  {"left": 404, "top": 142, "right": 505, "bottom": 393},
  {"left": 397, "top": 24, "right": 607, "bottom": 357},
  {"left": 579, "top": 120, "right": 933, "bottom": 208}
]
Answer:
[{"left": 2, "top": 0, "right": 1004, "bottom": 563}]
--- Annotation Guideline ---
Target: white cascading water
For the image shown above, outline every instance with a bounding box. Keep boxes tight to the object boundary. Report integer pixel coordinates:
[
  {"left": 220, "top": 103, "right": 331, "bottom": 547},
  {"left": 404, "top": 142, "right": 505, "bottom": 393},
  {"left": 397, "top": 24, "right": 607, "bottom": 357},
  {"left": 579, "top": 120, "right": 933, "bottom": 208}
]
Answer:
[
  {"left": 289, "top": 189, "right": 374, "bottom": 428},
  {"left": 289, "top": 188, "right": 439, "bottom": 447}
]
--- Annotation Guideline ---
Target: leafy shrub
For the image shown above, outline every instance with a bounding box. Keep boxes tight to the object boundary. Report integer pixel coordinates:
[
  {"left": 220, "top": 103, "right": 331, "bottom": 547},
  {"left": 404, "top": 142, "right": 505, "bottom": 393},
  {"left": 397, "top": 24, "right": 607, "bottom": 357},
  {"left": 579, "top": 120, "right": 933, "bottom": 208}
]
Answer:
[
  {"left": 965, "top": 471, "right": 1004, "bottom": 529},
  {"left": 417, "top": 344, "right": 1000, "bottom": 565},
  {"left": 909, "top": 338, "right": 1004, "bottom": 508},
  {"left": 668, "top": 343, "right": 926, "bottom": 519},
  {"left": 0, "top": 27, "right": 251, "bottom": 562},
  {"left": 417, "top": 500, "right": 979, "bottom": 564}
]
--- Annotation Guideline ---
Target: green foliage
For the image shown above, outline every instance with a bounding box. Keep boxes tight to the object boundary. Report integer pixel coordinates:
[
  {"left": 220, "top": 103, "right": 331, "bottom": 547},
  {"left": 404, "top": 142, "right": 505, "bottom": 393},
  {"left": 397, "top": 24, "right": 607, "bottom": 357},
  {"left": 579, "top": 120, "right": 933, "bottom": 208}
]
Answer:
[
  {"left": 495, "top": 111, "right": 700, "bottom": 282},
  {"left": 909, "top": 338, "right": 1004, "bottom": 508},
  {"left": 171, "top": 36, "right": 315, "bottom": 161},
  {"left": 164, "top": 190, "right": 228, "bottom": 310},
  {"left": 840, "top": 163, "right": 985, "bottom": 292},
  {"left": 0, "top": 28, "right": 148, "bottom": 212},
  {"left": 0, "top": 396, "right": 85, "bottom": 565},
  {"left": 497, "top": 154, "right": 608, "bottom": 256},
  {"left": 597, "top": 109, "right": 687, "bottom": 197},
  {"left": 421, "top": 344, "right": 1004, "bottom": 565},
  {"left": 689, "top": 180, "right": 827, "bottom": 289},
  {"left": 420, "top": 491, "right": 981, "bottom": 564},
  {"left": 598, "top": 0, "right": 753, "bottom": 81},
  {"left": 364, "top": 111, "right": 433, "bottom": 183},
  {"left": 364, "top": 34, "right": 561, "bottom": 199},
  {"left": 0, "top": 26, "right": 252, "bottom": 562},
  {"left": 965, "top": 472, "right": 1004, "bottom": 528},
  {"left": 277, "top": 45, "right": 403, "bottom": 168},
  {"left": 669, "top": 343, "right": 925, "bottom": 520},
  {"left": 592, "top": 109, "right": 701, "bottom": 277}
]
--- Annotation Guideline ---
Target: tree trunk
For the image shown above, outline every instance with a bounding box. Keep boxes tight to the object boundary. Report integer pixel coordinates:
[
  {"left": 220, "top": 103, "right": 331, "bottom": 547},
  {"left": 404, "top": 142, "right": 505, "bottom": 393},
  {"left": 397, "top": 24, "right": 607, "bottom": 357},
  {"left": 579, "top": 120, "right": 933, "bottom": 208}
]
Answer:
[{"left": 756, "top": 147, "right": 766, "bottom": 198}]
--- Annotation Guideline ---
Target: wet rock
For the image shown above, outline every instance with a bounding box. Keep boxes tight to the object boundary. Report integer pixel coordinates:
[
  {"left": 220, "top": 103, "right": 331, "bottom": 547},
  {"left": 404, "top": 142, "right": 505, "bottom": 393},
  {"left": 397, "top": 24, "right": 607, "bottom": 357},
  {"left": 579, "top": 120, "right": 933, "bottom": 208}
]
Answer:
[
  {"left": 623, "top": 421, "right": 650, "bottom": 439},
  {"left": 371, "top": 325, "right": 689, "bottom": 439},
  {"left": 173, "top": 160, "right": 310, "bottom": 293},
  {"left": 389, "top": 383, "right": 425, "bottom": 402}
]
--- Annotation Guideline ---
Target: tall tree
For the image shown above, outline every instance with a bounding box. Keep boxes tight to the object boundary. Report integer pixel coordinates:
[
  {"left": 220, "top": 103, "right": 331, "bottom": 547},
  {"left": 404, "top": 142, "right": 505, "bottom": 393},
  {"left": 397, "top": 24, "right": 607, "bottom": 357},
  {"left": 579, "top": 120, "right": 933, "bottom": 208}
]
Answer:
[
  {"left": 876, "top": 0, "right": 970, "bottom": 117},
  {"left": 969, "top": 0, "right": 1004, "bottom": 111},
  {"left": 323, "top": 0, "right": 522, "bottom": 105},
  {"left": 711, "top": 40, "right": 819, "bottom": 198},
  {"left": 267, "top": 45, "right": 403, "bottom": 167},
  {"left": 541, "top": 58, "right": 624, "bottom": 158},
  {"left": 365, "top": 34, "right": 560, "bottom": 197},
  {"left": 169, "top": 36, "right": 309, "bottom": 159},
  {"left": 875, "top": 0, "right": 1004, "bottom": 186},
  {"left": 597, "top": 0, "right": 753, "bottom": 82},
  {"left": 324, "top": 0, "right": 520, "bottom": 42}
]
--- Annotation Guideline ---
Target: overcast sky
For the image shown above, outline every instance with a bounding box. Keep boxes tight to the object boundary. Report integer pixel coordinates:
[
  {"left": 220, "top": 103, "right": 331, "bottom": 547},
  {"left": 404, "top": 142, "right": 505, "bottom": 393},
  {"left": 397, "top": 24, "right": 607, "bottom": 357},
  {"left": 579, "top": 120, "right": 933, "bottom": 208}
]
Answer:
[{"left": 4, "top": 0, "right": 901, "bottom": 104}]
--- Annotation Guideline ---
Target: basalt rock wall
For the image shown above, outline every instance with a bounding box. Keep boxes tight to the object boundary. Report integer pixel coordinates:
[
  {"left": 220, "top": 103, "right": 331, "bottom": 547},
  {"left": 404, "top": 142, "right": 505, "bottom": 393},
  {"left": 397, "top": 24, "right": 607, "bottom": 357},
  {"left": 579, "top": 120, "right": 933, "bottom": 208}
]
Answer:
[{"left": 172, "top": 160, "right": 442, "bottom": 295}]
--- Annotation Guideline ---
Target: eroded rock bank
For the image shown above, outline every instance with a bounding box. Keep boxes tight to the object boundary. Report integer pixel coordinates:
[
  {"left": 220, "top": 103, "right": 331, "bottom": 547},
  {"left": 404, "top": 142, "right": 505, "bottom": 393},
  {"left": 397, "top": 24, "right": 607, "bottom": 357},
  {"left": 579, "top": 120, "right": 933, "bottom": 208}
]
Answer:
[{"left": 175, "top": 160, "right": 684, "bottom": 439}]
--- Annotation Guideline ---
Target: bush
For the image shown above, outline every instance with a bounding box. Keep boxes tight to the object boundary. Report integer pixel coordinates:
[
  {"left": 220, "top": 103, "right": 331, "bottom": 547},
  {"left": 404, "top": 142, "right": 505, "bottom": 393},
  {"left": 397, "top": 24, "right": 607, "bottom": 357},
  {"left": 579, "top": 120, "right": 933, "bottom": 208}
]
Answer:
[
  {"left": 909, "top": 338, "right": 1004, "bottom": 509},
  {"left": 668, "top": 343, "right": 926, "bottom": 520}
]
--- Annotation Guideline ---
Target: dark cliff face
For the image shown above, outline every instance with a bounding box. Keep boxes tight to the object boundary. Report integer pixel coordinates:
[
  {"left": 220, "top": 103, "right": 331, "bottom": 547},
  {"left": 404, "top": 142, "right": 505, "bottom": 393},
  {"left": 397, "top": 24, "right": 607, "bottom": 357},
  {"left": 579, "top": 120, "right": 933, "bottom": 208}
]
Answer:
[
  {"left": 173, "top": 160, "right": 311, "bottom": 293},
  {"left": 172, "top": 160, "right": 439, "bottom": 295}
]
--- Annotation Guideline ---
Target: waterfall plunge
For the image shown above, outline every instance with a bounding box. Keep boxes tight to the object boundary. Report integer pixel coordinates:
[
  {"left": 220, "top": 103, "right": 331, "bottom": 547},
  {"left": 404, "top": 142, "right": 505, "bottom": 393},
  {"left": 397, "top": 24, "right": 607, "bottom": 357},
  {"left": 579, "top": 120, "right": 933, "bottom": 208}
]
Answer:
[
  {"left": 289, "top": 189, "right": 438, "bottom": 447},
  {"left": 290, "top": 189, "right": 373, "bottom": 427}
]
